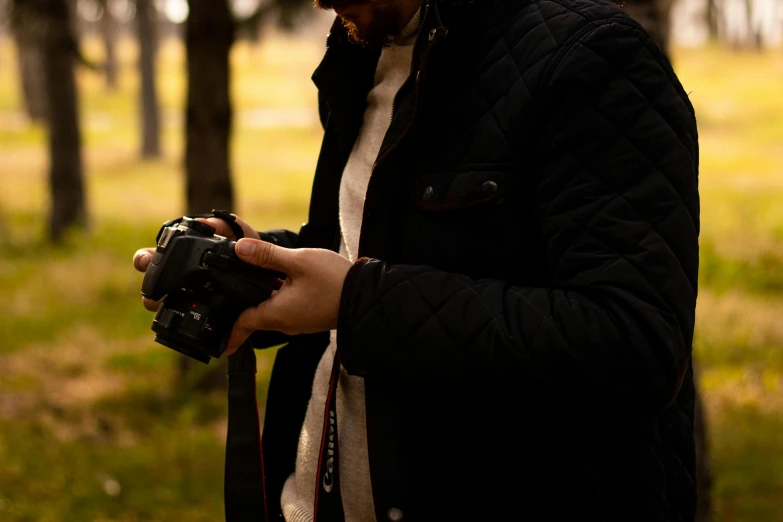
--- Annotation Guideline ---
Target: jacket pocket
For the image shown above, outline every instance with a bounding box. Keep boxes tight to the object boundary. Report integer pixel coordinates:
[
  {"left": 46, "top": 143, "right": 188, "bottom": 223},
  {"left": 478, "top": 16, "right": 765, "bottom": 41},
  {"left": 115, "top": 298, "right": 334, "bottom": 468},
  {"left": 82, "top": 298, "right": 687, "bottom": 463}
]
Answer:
[{"left": 411, "top": 165, "right": 519, "bottom": 212}]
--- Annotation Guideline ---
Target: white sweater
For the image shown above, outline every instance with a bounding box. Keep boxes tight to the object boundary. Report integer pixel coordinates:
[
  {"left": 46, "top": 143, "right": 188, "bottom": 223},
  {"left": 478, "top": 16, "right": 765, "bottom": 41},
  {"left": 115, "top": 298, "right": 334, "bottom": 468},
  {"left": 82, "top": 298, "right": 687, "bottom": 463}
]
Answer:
[{"left": 280, "top": 10, "right": 422, "bottom": 522}]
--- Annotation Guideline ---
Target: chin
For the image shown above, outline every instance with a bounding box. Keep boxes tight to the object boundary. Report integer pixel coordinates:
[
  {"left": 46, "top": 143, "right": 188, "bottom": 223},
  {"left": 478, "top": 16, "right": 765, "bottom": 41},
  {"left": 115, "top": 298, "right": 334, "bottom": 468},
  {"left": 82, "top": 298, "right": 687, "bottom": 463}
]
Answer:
[{"left": 344, "top": 18, "right": 397, "bottom": 47}]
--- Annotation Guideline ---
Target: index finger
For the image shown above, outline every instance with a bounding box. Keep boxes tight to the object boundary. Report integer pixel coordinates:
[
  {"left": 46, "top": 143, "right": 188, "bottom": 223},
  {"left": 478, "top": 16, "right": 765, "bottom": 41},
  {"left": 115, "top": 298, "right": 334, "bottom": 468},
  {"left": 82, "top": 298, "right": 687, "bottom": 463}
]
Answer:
[
  {"left": 195, "top": 218, "right": 235, "bottom": 239},
  {"left": 224, "top": 301, "right": 278, "bottom": 355}
]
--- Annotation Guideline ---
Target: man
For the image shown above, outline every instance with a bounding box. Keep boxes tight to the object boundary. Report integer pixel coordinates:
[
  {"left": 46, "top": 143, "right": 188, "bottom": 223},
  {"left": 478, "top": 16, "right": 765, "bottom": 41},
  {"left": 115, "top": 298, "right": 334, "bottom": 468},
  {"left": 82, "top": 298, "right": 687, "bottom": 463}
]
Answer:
[{"left": 134, "top": 0, "right": 700, "bottom": 519}]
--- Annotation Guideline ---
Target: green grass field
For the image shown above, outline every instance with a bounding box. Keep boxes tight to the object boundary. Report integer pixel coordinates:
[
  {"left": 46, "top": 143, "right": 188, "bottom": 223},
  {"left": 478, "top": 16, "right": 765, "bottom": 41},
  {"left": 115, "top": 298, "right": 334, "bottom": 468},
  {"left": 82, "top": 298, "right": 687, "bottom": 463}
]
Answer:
[{"left": 0, "top": 36, "right": 782, "bottom": 521}]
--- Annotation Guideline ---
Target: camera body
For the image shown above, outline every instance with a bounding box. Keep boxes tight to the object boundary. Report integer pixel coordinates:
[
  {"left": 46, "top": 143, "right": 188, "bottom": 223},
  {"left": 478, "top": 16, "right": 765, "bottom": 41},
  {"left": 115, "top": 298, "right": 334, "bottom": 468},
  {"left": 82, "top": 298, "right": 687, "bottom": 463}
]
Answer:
[{"left": 141, "top": 218, "right": 282, "bottom": 363}]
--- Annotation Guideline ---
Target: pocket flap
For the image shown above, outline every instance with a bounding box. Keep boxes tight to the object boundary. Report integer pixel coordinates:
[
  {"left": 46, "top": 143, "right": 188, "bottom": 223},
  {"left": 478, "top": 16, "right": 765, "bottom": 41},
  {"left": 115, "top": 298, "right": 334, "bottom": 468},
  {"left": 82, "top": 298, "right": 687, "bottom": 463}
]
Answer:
[{"left": 412, "top": 167, "right": 517, "bottom": 212}]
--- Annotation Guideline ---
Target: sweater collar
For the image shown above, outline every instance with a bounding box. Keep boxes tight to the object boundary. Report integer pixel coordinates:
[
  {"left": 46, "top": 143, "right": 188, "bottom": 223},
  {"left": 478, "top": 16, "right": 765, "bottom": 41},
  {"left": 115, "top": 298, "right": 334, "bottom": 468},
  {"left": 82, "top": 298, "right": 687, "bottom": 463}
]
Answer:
[
  {"left": 393, "top": 4, "right": 423, "bottom": 44},
  {"left": 312, "top": 0, "right": 446, "bottom": 92}
]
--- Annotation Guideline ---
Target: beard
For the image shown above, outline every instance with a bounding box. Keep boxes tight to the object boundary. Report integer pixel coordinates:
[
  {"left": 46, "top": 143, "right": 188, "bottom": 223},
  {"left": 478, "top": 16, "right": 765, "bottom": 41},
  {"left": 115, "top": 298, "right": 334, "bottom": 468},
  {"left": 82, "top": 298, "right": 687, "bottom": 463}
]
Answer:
[{"left": 314, "top": 0, "right": 405, "bottom": 48}]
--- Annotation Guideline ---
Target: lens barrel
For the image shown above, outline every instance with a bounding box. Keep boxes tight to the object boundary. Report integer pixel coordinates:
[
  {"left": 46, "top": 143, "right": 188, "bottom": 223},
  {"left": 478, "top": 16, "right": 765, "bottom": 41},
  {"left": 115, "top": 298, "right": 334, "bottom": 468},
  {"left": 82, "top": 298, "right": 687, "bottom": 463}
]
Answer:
[
  {"left": 150, "top": 292, "right": 226, "bottom": 364},
  {"left": 153, "top": 330, "right": 211, "bottom": 364}
]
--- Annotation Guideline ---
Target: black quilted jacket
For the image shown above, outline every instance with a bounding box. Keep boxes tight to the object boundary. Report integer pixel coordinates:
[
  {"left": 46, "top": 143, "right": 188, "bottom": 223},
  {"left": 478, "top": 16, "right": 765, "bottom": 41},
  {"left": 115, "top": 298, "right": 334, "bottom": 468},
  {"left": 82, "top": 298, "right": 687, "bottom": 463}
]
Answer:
[{"left": 256, "top": 0, "right": 700, "bottom": 520}]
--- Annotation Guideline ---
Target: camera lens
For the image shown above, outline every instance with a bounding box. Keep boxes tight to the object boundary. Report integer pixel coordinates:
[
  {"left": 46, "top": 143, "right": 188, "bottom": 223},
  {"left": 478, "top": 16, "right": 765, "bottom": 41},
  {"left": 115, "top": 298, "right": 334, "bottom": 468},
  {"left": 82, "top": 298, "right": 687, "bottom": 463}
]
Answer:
[
  {"left": 153, "top": 331, "right": 211, "bottom": 364},
  {"left": 151, "top": 291, "right": 227, "bottom": 364}
]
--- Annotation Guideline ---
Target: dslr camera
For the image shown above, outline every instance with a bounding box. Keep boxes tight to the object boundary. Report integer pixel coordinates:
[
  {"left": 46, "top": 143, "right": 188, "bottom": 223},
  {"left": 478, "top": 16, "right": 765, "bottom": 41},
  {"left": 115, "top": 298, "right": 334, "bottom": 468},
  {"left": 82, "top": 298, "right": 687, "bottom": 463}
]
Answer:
[{"left": 141, "top": 216, "right": 282, "bottom": 363}]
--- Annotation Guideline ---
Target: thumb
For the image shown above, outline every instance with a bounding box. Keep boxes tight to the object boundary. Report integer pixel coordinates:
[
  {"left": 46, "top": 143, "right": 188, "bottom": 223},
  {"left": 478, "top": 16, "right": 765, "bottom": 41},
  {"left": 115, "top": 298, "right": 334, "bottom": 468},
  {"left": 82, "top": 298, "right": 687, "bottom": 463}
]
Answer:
[{"left": 235, "top": 238, "right": 296, "bottom": 274}]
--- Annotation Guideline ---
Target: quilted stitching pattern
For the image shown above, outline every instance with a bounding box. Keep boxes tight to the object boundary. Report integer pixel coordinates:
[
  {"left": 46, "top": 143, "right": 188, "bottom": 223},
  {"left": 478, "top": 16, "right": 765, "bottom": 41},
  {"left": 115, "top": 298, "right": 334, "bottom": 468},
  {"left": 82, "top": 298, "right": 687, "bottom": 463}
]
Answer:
[{"left": 325, "top": 0, "right": 699, "bottom": 520}]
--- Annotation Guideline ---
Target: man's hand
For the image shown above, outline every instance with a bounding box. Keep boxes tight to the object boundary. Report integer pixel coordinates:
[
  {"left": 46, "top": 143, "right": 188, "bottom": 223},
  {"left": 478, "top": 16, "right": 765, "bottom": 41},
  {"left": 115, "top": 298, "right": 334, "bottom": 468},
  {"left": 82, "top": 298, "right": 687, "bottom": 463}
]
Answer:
[
  {"left": 224, "top": 238, "right": 353, "bottom": 355},
  {"left": 132, "top": 214, "right": 260, "bottom": 312},
  {"left": 196, "top": 215, "right": 261, "bottom": 242}
]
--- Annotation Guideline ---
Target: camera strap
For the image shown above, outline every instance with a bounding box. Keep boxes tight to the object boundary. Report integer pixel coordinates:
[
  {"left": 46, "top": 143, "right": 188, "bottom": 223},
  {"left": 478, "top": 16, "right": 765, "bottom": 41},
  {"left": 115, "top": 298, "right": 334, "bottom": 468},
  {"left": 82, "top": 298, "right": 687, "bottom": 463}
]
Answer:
[
  {"left": 195, "top": 210, "right": 270, "bottom": 522},
  {"left": 224, "top": 348, "right": 346, "bottom": 522},
  {"left": 314, "top": 351, "right": 346, "bottom": 522},
  {"left": 225, "top": 343, "right": 269, "bottom": 522},
  {"left": 207, "top": 206, "right": 345, "bottom": 521},
  {"left": 154, "top": 209, "right": 277, "bottom": 520}
]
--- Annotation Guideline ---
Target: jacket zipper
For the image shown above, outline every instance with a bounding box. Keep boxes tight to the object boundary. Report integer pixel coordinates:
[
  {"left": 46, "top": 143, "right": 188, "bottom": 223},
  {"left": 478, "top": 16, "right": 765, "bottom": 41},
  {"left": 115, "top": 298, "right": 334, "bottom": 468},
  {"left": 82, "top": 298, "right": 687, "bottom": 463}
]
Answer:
[
  {"left": 357, "top": 0, "right": 444, "bottom": 255},
  {"left": 375, "top": 5, "right": 443, "bottom": 175},
  {"left": 390, "top": 0, "right": 431, "bottom": 121}
]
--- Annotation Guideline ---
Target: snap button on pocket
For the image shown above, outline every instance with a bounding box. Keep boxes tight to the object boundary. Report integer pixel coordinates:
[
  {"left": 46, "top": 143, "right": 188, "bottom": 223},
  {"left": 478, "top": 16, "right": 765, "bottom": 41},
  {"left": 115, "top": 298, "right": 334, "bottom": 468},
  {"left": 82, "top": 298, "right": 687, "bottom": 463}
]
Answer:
[
  {"left": 413, "top": 167, "right": 516, "bottom": 212},
  {"left": 388, "top": 507, "right": 404, "bottom": 521},
  {"left": 482, "top": 180, "right": 498, "bottom": 195}
]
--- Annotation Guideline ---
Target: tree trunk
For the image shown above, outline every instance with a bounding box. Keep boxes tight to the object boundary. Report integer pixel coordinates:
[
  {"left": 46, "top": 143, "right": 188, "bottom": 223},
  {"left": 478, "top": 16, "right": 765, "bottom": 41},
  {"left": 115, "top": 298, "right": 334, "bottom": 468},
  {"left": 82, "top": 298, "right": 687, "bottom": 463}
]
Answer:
[
  {"left": 39, "top": 0, "right": 86, "bottom": 241},
  {"left": 184, "top": 0, "right": 235, "bottom": 215},
  {"left": 620, "top": 0, "right": 674, "bottom": 56},
  {"left": 136, "top": 0, "right": 161, "bottom": 157},
  {"left": 743, "top": 0, "right": 763, "bottom": 49},
  {"left": 100, "top": 0, "right": 118, "bottom": 90},
  {"left": 16, "top": 38, "right": 48, "bottom": 120},
  {"left": 706, "top": 0, "right": 721, "bottom": 41},
  {"left": 619, "top": 3, "right": 714, "bottom": 521},
  {"left": 11, "top": 3, "right": 48, "bottom": 121},
  {"left": 179, "top": 0, "right": 235, "bottom": 384}
]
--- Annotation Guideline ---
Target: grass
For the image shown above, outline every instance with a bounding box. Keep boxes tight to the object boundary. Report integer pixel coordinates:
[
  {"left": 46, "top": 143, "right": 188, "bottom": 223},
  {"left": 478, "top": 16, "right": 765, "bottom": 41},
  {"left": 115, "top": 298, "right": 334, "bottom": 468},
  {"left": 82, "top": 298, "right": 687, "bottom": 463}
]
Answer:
[
  {"left": 0, "top": 34, "right": 782, "bottom": 521},
  {"left": 0, "top": 33, "right": 323, "bottom": 521}
]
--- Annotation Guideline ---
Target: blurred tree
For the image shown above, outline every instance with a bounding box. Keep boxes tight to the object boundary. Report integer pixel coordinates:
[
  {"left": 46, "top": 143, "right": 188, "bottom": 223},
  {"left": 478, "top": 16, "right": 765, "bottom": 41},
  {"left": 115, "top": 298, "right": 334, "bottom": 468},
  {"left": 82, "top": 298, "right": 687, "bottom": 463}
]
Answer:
[
  {"left": 183, "top": 0, "right": 313, "bottom": 216},
  {"left": 136, "top": 0, "right": 160, "bottom": 157},
  {"left": 177, "top": 0, "right": 311, "bottom": 385},
  {"left": 184, "top": 0, "right": 235, "bottom": 215},
  {"left": 14, "top": 0, "right": 87, "bottom": 241},
  {"left": 618, "top": 3, "right": 714, "bottom": 521},
  {"left": 10, "top": 0, "right": 48, "bottom": 121},
  {"left": 42, "top": 0, "right": 87, "bottom": 240},
  {"left": 620, "top": 0, "right": 674, "bottom": 56},
  {"left": 177, "top": 0, "right": 236, "bottom": 384},
  {"left": 705, "top": 0, "right": 722, "bottom": 41},
  {"left": 743, "top": 0, "right": 762, "bottom": 49},
  {"left": 98, "top": 0, "right": 118, "bottom": 90}
]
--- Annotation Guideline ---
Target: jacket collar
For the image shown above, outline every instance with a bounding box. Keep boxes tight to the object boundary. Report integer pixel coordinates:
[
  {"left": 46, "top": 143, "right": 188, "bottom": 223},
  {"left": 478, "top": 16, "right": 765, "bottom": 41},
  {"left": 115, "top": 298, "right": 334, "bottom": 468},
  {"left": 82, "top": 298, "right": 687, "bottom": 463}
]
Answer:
[
  {"left": 310, "top": 17, "right": 380, "bottom": 99},
  {"left": 311, "top": 0, "right": 450, "bottom": 97}
]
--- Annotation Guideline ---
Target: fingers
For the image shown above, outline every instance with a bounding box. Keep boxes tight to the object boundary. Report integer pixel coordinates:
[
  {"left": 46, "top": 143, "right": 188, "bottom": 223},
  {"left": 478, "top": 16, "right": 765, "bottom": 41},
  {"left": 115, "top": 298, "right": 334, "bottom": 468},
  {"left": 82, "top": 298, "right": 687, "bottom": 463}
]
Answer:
[
  {"left": 224, "top": 322, "right": 251, "bottom": 356},
  {"left": 195, "top": 215, "right": 260, "bottom": 241},
  {"left": 195, "top": 218, "right": 234, "bottom": 239},
  {"left": 142, "top": 296, "right": 163, "bottom": 312},
  {"left": 136, "top": 248, "right": 160, "bottom": 311},
  {"left": 235, "top": 238, "right": 298, "bottom": 274},
  {"left": 224, "top": 305, "right": 263, "bottom": 355},
  {"left": 133, "top": 248, "right": 156, "bottom": 272},
  {"left": 224, "top": 298, "right": 283, "bottom": 355},
  {"left": 231, "top": 216, "right": 260, "bottom": 240}
]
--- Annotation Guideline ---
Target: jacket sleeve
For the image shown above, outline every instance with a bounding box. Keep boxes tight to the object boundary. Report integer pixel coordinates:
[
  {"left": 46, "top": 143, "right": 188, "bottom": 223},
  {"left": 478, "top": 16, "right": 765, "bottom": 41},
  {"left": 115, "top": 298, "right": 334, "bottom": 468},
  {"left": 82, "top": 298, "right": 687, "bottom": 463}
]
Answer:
[
  {"left": 336, "top": 21, "right": 700, "bottom": 411},
  {"left": 249, "top": 228, "right": 300, "bottom": 349}
]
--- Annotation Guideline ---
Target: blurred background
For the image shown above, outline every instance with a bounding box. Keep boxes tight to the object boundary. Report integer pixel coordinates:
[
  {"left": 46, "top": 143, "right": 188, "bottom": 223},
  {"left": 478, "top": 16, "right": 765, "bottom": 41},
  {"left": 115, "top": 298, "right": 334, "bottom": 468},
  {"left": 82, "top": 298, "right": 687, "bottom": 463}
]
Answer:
[{"left": 0, "top": 0, "right": 780, "bottom": 520}]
